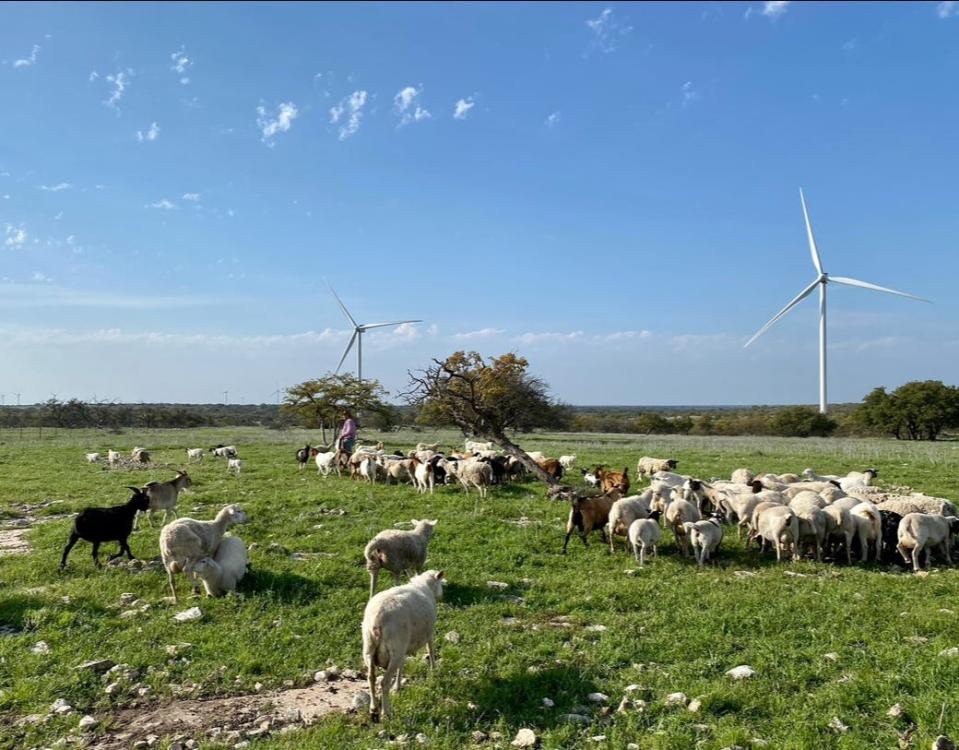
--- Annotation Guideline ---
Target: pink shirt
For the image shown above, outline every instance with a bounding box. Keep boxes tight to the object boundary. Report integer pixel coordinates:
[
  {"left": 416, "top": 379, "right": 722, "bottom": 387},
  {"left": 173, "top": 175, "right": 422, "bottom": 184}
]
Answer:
[{"left": 340, "top": 418, "right": 356, "bottom": 440}]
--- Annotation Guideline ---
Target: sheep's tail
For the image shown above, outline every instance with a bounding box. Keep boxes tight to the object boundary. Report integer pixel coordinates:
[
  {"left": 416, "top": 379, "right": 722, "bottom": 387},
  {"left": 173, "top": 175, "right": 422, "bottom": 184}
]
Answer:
[{"left": 365, "top": 543, "right": 386, "bottom": 571}]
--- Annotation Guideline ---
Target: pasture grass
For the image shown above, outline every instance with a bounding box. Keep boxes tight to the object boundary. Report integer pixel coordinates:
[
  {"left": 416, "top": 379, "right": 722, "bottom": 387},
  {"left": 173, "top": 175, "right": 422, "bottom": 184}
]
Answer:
[{"left": 1, "top": 427, "right": 958, "bottom": 749}]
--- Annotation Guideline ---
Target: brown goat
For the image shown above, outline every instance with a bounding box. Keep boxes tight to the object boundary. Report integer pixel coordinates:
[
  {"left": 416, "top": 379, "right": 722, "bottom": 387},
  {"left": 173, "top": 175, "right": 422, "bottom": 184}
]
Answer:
[
  {"left": 597, "top": 467, "right": 630, "bottom": 495},
  {"left": 562, "top": 490, "right": 621, "bottom": 553},
  {"left": 537, "top": 458, "right": 564, "bottom": 481}
]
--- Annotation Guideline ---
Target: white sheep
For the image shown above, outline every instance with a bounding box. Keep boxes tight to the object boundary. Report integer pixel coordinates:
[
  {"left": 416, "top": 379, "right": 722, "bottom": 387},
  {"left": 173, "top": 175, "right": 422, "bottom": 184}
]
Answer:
[
  {"left": 839, "top": 469, "right": 878, "bottom": 491},
  {"left": 752, "top": 504, "right": 798, "bottom": 562},
  {"left": 850, "top": 501, "right": 882, "bottom": 562},
  {"left": 637, "top": 456, "right": 679, "bottom": 477},
  {"left": 627, "top": 513, "right": 663, "bottom": 565},
  {"left": 789, "top": 495, "right": 827, "bottom": 561},
  {"left": 186, "top": 448, "right": 204, "bottom": 463},
  {"left": 85, "top": 452, "right": 101, "bottom": 463},
  {"left": 415, "top": 442, "right": 440, "bottom": 453},
  {"left": 465, "top": 439, "right": 493, "bottom": 452},
  {"left": 315, "top": 450, "right": 339, "bottom": 477},
  {"left": 730, "top": 468, "right": 755, "bottom": 485},
  {"left": 364, "top": 519, "right": 437, "bottom": 598},
  {"left": 897, "top": 513, "right": 959, "bottom": 572},
  {"left": 107, "top": 450, "right": 121, "bottom": 465},
  {"left": 458, "top": 460, "right": 493, "bottom": 498},
  {"left": 607, "top": 490, "right": 654, "bottom": 553},
  {"left": 189, "top": 535, "right": 249, "bottom": 596},
  {"left": 559, "top": 455, "right": 577, "bottom": 469},
  {"left": 412, "top": 459, "right": 434, "bottom": 495},
  {"left": 211, "top": 445, "right": 238, "bottom": 458},
  {"left": 227, "top": 458, "right": 242, "bottom": 476},
  {"left": 581, "top": 468, "right": 600, "bottom": 487},
  {"left": 363, "top": 569, "right": 445, "bottom": 720},
  {"left": 878, "top": 495, "right": 958, "bottom": 518},
  {"left": 525, "top": 450, "right": 546, "bottom": 463},
  {"left": 823, "top": 504, "right": 855, "bottom": 564},
  {"left": 685, "top": 514, "right": 724, "bottom": 566},
  {"left": 665, "top": 498, "right": 701, "bottom": 556},
  {"left": 159, "top": 504, "right": 249, "bottom": 601},
  {"left": 359, "top": 456, "right": 386, "bottom": 484}
]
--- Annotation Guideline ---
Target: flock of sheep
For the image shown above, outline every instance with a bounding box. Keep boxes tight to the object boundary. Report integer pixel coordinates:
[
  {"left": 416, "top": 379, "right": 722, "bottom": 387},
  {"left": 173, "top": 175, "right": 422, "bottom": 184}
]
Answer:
[{"left": 57, "top": 439, "right": 959, "bottom": 722}]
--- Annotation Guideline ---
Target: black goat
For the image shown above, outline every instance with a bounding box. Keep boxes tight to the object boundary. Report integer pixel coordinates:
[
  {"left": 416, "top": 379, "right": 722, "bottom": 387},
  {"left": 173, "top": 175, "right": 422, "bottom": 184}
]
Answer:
[{"left": 59, "top": 487, "right": 151, "bottom": 571}]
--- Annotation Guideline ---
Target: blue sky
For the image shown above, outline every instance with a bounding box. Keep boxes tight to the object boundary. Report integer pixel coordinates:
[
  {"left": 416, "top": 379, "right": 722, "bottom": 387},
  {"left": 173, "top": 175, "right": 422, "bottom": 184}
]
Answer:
[{"left": 1, "top": 1, "right": 957, "bottom": 406}]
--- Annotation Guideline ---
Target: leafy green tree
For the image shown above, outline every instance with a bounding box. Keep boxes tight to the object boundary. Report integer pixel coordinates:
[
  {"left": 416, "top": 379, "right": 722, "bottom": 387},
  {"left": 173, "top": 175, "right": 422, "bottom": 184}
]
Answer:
[
  {"left": 770, "top": 406, "right": 837, "bottom": 437},
  {"left": 281, "top": 374, "right": 389, "bottom": 444},
  {"left": 406, "top": 351, "right": 569, "bottom": 484}
]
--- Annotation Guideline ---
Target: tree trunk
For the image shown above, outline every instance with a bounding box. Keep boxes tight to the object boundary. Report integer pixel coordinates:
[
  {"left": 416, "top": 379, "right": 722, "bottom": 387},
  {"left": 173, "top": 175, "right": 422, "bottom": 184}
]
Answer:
[
  {"left": 489, "top": 431, "right": 558, "bottom": 486},
  {"left": 320, "top": 418, "right": 327, "bottom": 446}
]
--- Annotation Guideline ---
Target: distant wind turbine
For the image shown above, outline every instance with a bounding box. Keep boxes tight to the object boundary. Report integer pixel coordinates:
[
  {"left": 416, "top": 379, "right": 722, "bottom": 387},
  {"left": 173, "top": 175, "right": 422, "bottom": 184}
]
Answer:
[
  {"left": 327, "top": 281, "right": 421, "bottom": 382},
  {"left": 745, "top": 189, "right": 929, "bottom": 414}
]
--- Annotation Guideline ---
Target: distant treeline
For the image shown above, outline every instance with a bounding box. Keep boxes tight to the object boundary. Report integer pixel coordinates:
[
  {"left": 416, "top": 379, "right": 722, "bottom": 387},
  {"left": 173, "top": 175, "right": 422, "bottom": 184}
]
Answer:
[{"left": 3, "top": 380, "right": 956, "bottom": 440}]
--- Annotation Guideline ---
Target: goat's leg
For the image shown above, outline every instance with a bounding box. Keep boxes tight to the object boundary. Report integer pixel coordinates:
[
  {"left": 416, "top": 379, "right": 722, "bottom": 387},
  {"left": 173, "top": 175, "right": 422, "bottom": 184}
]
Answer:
[
  {"left": 562, "top": 528, "right": 574, "bottom": 554},
  {"left": 92, "top": 541, "right": 102, "bottom": 568},
  {"left": 426, "top": 638, "right": 437, "bottom": 669},
  {"left": 59, "top": 532, "right": 79, "bottom": 571},
  {"left": 167, "top": 569, "right": 179, "bottom": 601}
]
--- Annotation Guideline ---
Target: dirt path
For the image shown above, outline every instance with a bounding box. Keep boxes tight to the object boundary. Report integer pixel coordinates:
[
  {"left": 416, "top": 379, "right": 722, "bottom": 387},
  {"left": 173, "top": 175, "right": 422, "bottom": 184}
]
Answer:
[{"left": 89, "top": 677, "right": 367, "bottom": 749}]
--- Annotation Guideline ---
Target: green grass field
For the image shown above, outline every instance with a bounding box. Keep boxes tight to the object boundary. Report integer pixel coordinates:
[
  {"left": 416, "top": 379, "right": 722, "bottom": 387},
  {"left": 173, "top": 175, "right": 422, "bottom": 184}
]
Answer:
[{"left": 1, "top": 427, "right": 958, "bottom": 750}]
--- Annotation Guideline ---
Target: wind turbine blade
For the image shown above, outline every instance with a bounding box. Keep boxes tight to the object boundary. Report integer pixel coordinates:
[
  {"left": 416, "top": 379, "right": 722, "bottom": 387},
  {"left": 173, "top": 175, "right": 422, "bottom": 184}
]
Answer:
[
  {"left": 829, "top": 276, "right": 930, "bottom": 302},
  {"left": 799, "top": 188, "right": 824, "bottom": 275},
  {"left": 744, "top": 278, "right": 821, "bottom": 348},
  {"left": 360, "top": 320, "right": 422, "bottom": 330},
  {"left": 324, "top": 279, "right": 358, "bottom": 327},
  {"left": 334, "top": 331, "right": 358, "bottom": 374}
]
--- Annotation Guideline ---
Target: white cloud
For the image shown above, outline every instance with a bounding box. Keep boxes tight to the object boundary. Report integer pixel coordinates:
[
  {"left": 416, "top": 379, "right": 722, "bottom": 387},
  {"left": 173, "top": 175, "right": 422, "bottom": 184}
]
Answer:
[
  {"left": 147, "top": 199, "right": 176, "bottom": 210},
  {"left": 681, "top": 81, "right": 700, "bottom": 107},
  {"left": 761, "top": 1, "right": 790, "bottom": 19},
  {"left": 182, "top": 192, "right": 201, "bottom": 202},
  {"left": 938, "top": 1, "right": 957, "bottom": 18},
  {"left": 39, "top": 182, "right": 72, "bottom": 192},
  {"left": 13, "top": 44, "right": 40, "bottom": 68},
  {"left": 136, "top": 122, "right": 160, "bottom": 142},
  {"left": 453, "top": 328, "right": 505, "bottom": 340},
  {"left": 104, "top": 70, "right": 132, "bottom": 110},
  {"left": 545, "top": 111, "right": 561, "bottom": 128},
  {"left": 32, "top": 271, "right": 51, "bottom": 283},
  {"left": 88, "top": 71, "right": 99, "bottom": 82},
  {"left": 0, "top": 283, "right": 233, "bottom": 310},
  {"left": 513, "top": 331, "right": 585, "bottom": 345},
  {"left": 585, "top": 7, "right": 632, "bottom": 54},
  {"left": 256, "top": 102, "right": 298, "bottom": 146},
  {"left": 170, "top": 47, "right": 192, "bottom": 83},
  {"left": 393, "top": 85, "right": 431, "bottom": 126},
  {"left": 4, "top": 224, "right": 27, "bottom": 249},
  {"left": 453, "top": 97, "right": 475, "bottom": 120},
  {"left": 329, "top": 90, "right": 368, "bottom": 140},
  {"left": 0, "top": 323, "right": 346, "bottom": 346}
]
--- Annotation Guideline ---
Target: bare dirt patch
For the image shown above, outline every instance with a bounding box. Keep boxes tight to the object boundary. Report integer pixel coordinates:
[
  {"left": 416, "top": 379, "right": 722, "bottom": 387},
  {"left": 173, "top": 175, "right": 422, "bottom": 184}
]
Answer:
[
  {"left": 89, "top": 677, "right": 366, "bottom": 749},
  {"left": 0, "top": 506, "right": 70, "bottom": 557}
]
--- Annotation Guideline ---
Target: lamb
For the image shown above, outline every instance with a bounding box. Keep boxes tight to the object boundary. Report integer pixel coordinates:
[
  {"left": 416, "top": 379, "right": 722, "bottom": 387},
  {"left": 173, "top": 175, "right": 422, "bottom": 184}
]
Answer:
[
  {"left": 752, "top": 505, "right": 799, "bottom": 562},
  {"left": 364, "top": 519, "right": 437, "bottom": 598},
  {"left": 850, "top": 501, "right": 882, "bottom": 562},
  {"left": 607, "top": 490, "right": 654, "bottom": 553},
  {"left": 627, "top": 510, "right": 663, "bottom": 565},
  {"left": 59, "top": 487, "right": 151, "bottom": 570},
  {"left": 135, "top": 470, "right": 193, "bottom": 528},
  {"left": 685, "top": 513, "right": 725, "bottom": 566},
  {"left": 295, "top": 444, "right": 312, "bottom": 470},
  {"left": 186, "top": 448, "right": 205, "bottom": 463},
  {"left": 562, "top": 490, "right": 618, "bottom": 553},
  {"left": 465, "top": 439, "right": 493, "bottom": 452},
  {"left": 458, "top": 460, "right": 493, "bottom": 498},
  {"left": 363, "top": 569, "right": 445, "bottom": 720},
  {"left": 85, "top": 452, "right": 101, "bottom": 463},
  {"left": 559, "top": 455, "right": 577, "bottom": 469},
  {"left": 665, "top": 498, "right": 702, "bottom": 556},
  {"left": 227, "top": 458, "right": 243, "bottom": 476},
  {"left": 159, "top": 504, "right": 249, "bottom": 601},
  {"left": 412, "top": 458, "right": 435, "bottom": 495},
  {"left": 189, "top": 535, "right": 249, "bottom": 596},
  {"left": 897, "top": 513, "right": 959, "bottom": 572},
  {"left": 637, "top": 456, "right": 679, "bottom": 477}
]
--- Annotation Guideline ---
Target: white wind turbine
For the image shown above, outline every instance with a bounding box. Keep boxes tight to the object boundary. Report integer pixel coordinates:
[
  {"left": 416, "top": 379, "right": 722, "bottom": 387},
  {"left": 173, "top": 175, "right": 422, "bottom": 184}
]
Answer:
[
  {"left": 327, "top": 282, "right": 421, "bottom": 382},
  {"left": 745, "top": 189, "right": 928, "bottom": 414}
]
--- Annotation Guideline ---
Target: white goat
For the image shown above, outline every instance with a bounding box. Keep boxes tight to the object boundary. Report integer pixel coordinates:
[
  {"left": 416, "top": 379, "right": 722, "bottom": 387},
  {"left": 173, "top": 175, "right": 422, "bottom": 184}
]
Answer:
[
  {"left": 85, "top": 452, "right": 101, "bottom": 463},
  {"left": 559, "top": 455, "right": 577, "bottom": 469},
  {"left": 227, "top": 458, "right": 242, "bottom": 475},
  {"left": 186, "top": 448, "right": 204, "bottom": 463},
  {"left": 135, "top": 470, "right": 193, "bottom": 528},
  {"left": 363, "top": 569, "right": 445, "bottom": 720}
]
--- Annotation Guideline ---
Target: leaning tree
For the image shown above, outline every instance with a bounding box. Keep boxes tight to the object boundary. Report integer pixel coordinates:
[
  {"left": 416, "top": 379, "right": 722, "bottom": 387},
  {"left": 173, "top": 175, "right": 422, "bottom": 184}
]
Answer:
[{"left": 405, "top": 351, "right": 569, "bottom": 485}]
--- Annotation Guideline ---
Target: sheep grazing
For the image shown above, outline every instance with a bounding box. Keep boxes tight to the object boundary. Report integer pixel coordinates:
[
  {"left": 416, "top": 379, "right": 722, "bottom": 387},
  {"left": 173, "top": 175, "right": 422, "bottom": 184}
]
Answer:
[
  {"left": 190, "top": 535, "right": 249, "bottom": 596},
  {"left": 210, "top": 444, "right": 238, "bottom": 458},
  {"left": 685, "top": 513, "right": 725, "bottom": 566},
  {"left": 159, "top": 504, "right": 249, "bottom": 601},
  {"left": 897, "top": 513, "right": 959, "bottom": 572},
  {"left": 607, "top": 490, "right": 654, "bottom": 553},
  {"left": 840, "top": 468, "right": 878, "bottom": 491},
  {"left": 186, "top": 448, "right": 205, "bottom": 463},
  {"left": 559, "top": 455, "right": 577, "bottom": 469},
  {"left": 525, "top": 450, "right": 546, "bottom": 463},
  {"left": 59, "top": 487, "right": 151, "bottom": 571},
  {"left": 824, "top": 504, "right": 856, "bottom": 564},
  {"left": 665, "top": 498, "right": 702, "bottom": 556},
  {"left": 627, "top": 511, "right": 663, "bottom": 565},
  {"left": 596, "top": 467, "right": 630, "bottom": 495},
  {"left": 363, "top": 569, "right": 445, "bottom": 720},
  {"left": 227, "top": 458, "right": 243, "bottom": 476},
  {"left": 364, "top": 519, "right": 437, "bottom": 598},
  {"left": 295, "top": 444, "right": 312, "bottom": 470},
  {"left": 85, "top": 452, "right": 101, "bottom": 463},
  {"left": 850, "top": 502, "right": 882, "bottom": 562},
  {"left": 789, "top": 495, "right": 827, "bottom": 561},
  {"left": 637, "top": 456, "right": 678, "bottom": 477},
  {"left": 730, "top": 468, "right": 755, "bottom": 485},
  {"left": 876, "top": 495, "right": 958, "bottom": 518},
  {"left": 879, "top": 510, "right": 905, "bottom": 565},
  {"left": 458, "top": 460, "right": 493, "bottom": 498},
  {"left": 752, "top": 505, "right": 798, "bottom": 562},
  {"left": 563, "top": 490, "right": 618, "bottom": 554},
  {"left": 135, "top": 470, "right": 193, "bottom": 529}
]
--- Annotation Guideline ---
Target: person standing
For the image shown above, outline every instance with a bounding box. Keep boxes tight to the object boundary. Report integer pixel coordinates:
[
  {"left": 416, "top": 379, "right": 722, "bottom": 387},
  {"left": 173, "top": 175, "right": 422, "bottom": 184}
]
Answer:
[{"left": 339, "top": 409, "right": 357, "bottom": 454}]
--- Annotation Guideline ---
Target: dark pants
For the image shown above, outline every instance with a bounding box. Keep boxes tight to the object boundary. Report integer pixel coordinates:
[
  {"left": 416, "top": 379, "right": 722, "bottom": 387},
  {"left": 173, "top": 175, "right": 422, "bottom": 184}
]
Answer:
[{"left": 341, "top": 437, "right": 355, "bottom": 454}]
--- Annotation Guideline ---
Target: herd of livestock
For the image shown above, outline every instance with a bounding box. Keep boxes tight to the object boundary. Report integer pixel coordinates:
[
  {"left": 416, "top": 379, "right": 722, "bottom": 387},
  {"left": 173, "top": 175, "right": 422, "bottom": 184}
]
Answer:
[{"left": 51, "top": 438, "right": 959, "bottom": 719}]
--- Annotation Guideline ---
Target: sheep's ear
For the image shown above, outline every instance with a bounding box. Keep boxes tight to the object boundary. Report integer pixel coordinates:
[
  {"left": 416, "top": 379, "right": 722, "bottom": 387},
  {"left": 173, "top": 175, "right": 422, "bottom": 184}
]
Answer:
[
  {"left": 435, "top": 570, "right": 445, "bottom": 581},
  {"left": 429, "top": 519, "right": 438, "bottom": 525},
  {"left": 411, "top": 519, "right": 419, "bottom": 526}
]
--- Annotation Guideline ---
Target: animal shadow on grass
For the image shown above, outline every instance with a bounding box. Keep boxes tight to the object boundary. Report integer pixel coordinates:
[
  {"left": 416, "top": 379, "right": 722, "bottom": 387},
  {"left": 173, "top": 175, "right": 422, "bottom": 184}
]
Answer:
[
  {"left": 242, "top": 568, "right": 327, "bottom": 603},
  {"left": 441, "top": 582, "right": 503, "bottom": 608},
  {"left": 469, "top": 665, "right": 600, "bottom": 727}
]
